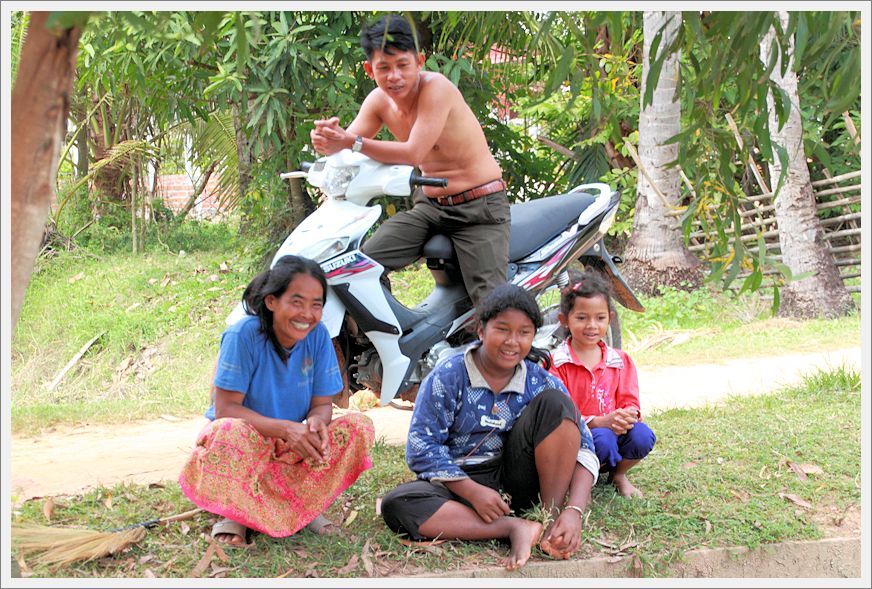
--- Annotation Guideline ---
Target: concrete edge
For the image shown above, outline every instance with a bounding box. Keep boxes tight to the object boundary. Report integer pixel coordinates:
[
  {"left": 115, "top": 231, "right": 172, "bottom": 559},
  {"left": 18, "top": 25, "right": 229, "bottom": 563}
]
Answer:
[{"left": 422, "top": 536, "right": 861, "bottom": 578}]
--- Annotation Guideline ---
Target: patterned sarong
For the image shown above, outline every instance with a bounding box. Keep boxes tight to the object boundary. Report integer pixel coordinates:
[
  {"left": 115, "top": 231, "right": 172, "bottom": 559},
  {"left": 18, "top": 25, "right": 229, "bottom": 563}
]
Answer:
[{"left": 178, "top": 412, "right": 374, "bottom": 537}]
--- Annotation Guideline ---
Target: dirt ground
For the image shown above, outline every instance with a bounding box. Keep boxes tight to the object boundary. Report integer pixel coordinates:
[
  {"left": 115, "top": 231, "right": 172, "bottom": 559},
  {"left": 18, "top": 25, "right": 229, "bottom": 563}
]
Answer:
[{"left": 8, "top": 346, "right": 863, "bottom": 504}]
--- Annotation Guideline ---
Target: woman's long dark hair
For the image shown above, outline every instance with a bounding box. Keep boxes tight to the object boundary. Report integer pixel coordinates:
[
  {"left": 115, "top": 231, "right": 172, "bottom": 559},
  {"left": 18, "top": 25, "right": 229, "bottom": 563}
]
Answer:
[
  {"left": 241, "top": 255, "right": 328, "bottom": 363},
  {"left": 476, "top": 283, "right": 551, "bottom": 370}
]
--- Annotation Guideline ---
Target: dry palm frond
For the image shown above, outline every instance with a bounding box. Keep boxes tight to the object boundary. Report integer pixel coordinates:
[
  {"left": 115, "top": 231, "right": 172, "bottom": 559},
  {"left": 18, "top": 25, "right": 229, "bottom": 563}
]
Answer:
[
  {"left": 12, "top": 507, "right": 203, "bottom": 569},
  {"left": 12, "top": 524, "right": 147, "bottom": 568}
]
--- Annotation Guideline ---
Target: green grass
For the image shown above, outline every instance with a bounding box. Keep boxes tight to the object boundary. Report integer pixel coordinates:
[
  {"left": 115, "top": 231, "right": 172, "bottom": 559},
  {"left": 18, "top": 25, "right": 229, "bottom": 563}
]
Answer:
[
  {"left": 11, "top": 366, "right": 861, "bottom": 578},
  {"left": 618, "top": 286, "right": 861, "bottom": 366},
  {"left": 11, "top": 248, "right": 251, "bottom": 433}
]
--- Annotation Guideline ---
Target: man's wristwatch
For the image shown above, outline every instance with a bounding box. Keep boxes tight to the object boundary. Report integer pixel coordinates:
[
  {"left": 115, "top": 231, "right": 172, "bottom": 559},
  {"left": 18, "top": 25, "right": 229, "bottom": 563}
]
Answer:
[{"left": 352, "top": 135, "right": 364, "bottom": 153}]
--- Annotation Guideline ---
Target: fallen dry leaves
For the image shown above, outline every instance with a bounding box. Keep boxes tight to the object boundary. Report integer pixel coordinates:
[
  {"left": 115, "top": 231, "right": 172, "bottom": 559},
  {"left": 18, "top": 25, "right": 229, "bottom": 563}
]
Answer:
[
  {"left": 42, "top": 498, "right": 54, "bottom": 522},
  {"left": 787, "top": 461, "right": 824, "bottom": 481},
  {"left": 336, "top": 554, "right": 359, "bottom": 575},
  {"left": 779, "top": 492, "right": 813, "bottom": 509},
  {"left": 189, "top": 544, "right": 216, "bottom": 577}
]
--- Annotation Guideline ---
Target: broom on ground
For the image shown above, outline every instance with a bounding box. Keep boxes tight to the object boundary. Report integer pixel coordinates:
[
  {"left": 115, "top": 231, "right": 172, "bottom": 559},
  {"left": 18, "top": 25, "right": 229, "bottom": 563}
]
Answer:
[{"left": 12, "top": 507, "right": 204, "bottom": 568}]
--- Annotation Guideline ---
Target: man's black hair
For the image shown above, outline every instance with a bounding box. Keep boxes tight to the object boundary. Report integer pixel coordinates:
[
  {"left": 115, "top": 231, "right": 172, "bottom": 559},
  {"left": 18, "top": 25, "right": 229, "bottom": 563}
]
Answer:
[{"left": 360, "top": 14, "right": 419, "bottom": 60}]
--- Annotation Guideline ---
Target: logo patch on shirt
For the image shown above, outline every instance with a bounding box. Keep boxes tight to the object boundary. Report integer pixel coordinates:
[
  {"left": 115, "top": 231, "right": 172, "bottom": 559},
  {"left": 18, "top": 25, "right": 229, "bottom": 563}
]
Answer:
[
  {"left": 480, "top": 415, "right": 506, "bottom": 429},
  {"left": 301, "top": 356, "right": 313, "bottom": 376}
]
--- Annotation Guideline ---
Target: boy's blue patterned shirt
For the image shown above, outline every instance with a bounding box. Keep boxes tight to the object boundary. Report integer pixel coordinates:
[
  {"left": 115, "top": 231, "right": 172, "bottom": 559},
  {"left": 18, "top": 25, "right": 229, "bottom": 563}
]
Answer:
[{"left": 406, "top": 346, "right": 599, "bottom": 483}]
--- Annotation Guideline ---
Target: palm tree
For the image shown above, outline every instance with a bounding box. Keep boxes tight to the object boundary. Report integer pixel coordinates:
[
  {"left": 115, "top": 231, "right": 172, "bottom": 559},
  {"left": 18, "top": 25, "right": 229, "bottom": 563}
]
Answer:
[
  {"left": 11, "top": 12, "right": 83, "bottom": 330},
  {"left": 760, "top": 12, "right": 854, "bottom": 318},
  {"left": 621, "top": 11, "right": 702, "bottom": 296}
]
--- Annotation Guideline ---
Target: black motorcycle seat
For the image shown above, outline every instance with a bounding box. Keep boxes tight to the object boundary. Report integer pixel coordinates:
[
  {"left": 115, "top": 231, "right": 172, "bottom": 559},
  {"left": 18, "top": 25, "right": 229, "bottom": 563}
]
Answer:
[{"left": 422, "top": 191, "right": 597, "bottom": 262}]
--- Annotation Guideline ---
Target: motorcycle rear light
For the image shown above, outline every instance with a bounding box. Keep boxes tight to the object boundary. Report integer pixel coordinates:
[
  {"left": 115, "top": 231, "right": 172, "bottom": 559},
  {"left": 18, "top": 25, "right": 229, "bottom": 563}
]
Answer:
[{"left": 599, "top": 209, "right": 617, "bottom": 234}]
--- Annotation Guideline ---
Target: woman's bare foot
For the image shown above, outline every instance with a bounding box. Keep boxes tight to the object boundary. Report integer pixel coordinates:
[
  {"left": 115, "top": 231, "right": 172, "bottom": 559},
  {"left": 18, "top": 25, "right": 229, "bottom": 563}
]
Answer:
[
  {"left": 211, "top": 518, "right": 249, "bottom": 545},
  {"left": 504, "top": 519, "right": 543, "bottom": 571},
  {"left": 613, "top": 474, "right": 643, "bottom": 498}
]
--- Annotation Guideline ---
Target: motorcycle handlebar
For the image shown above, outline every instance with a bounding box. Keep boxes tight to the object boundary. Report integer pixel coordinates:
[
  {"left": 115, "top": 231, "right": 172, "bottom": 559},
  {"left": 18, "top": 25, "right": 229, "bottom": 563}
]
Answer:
[{"left": 410, "top": 173, "right": 448, "bottom": 188}]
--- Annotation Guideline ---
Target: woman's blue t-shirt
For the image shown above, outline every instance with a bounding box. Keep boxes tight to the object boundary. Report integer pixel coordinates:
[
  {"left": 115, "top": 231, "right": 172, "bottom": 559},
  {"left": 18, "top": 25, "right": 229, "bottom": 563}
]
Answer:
[{"left": 204, "top": 315, "right": 342, "bottom": 422}]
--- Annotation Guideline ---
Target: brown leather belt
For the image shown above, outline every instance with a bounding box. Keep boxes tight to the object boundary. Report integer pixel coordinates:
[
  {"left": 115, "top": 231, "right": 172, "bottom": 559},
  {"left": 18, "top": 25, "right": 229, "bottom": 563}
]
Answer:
[{"left": 431, "top": 179, "right": 507, "bottom": 206}]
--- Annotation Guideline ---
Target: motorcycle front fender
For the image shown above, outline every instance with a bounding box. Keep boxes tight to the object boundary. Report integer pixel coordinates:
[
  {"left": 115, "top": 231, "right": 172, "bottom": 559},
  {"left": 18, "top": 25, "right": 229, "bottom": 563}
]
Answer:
[
  {"left": 582, "top": 239, "right": 645, "bottom": 313},
  {"left": 321, "top": 287, "right": 347, "bottom": 337}
]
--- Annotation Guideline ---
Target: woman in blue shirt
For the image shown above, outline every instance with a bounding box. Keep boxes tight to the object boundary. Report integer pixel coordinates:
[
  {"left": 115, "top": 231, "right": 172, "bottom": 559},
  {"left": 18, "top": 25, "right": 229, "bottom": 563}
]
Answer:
[{"left": 179, "top": 255, "right": 374, "bottom": 545}]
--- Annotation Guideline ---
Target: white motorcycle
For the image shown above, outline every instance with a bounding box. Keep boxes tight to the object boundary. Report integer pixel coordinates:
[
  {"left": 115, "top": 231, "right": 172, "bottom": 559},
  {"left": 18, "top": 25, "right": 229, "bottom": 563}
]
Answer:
[{"left": 228, "top": 150, "right": 643, "bottom": 407}]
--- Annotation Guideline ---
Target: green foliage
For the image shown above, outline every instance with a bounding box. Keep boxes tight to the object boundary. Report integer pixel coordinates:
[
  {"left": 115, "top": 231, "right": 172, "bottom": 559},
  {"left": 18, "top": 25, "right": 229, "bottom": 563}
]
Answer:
[{"left": 622, "top": 282, "right": 728, "bottom": 334}]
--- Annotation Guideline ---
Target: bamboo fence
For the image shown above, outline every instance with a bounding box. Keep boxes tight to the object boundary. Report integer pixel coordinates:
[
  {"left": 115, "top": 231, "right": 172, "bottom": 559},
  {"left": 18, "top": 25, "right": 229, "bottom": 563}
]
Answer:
[{"left": 676, "top": 170, "right": 862, "bottom": 293}]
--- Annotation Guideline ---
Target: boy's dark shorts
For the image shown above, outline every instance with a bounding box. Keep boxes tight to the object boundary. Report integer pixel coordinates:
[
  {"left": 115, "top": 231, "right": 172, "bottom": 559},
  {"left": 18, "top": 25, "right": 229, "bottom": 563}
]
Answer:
[{"left": 380, "top": 389, "right": 579, "bottom": 540}]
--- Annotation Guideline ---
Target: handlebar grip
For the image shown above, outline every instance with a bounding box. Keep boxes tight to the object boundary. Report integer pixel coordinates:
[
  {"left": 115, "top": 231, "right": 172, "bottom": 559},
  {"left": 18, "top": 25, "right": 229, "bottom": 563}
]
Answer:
[{"left": 410, "top": 174, "right": 448, "bottom": 188}]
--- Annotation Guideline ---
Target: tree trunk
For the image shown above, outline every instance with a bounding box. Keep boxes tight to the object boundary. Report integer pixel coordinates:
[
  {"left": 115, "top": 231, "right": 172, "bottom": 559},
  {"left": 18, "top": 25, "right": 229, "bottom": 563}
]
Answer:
[
  {"left": 11, "top": 12, "right": 81, "bottom": 330},
  {"left": 234, "top": 102, "right": 251, "bottom": 201},
  {"left": 175, "top": 161, "right": 217, "bottom": 221},
  {"left": 761, "top": 13, "right": 854, "bottom": 319},
  {"left": 622, "top": 11, "right": 702, "bottom": 296}
]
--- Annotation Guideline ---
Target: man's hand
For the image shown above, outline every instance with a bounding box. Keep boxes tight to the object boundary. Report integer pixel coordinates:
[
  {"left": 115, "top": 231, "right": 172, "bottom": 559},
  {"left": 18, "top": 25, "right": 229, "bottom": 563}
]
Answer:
[
  {"left": 541, "top": 508, "right": 583, "bottom": 559},
  {"left": 311, "top": 117, "right": 352, "bottom": 155},
  {"left": 283, "top": 420, "right": 328, "bottom": 463}
]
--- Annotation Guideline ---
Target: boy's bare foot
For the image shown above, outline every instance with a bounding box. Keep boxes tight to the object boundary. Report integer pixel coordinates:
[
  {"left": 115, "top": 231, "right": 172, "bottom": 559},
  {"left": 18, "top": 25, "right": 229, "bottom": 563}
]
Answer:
[
  {"left": 504, "top": 519, "right": 543, "bottom": 571},
  {"left": 613, "top": 474, "right": 643, "bottom": 498}
]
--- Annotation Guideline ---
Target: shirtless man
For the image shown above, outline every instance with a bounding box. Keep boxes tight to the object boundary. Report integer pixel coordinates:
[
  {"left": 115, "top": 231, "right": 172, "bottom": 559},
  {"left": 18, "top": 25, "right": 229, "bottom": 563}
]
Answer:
[{"left": 310, "top": 14, "right": 510, "bottom": 309}]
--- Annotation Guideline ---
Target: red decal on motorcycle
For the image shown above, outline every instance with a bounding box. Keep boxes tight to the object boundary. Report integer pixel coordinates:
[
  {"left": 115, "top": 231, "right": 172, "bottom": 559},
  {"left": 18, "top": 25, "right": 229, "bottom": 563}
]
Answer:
[
  {"left": 518, "top": 244, "right": 571, "bottom": 289},
  {"left": 326, "top": 258, "right": 376, "bottom": 279}
]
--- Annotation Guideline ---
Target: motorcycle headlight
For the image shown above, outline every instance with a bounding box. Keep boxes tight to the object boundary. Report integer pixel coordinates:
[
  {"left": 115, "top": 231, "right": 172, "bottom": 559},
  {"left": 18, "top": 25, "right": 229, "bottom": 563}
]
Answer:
[
  {"left": 322, "top": 166, "right": 359, "bottom": 198},
  {"left": 297, "top": 237, "right": 350, "bottom": 263}
]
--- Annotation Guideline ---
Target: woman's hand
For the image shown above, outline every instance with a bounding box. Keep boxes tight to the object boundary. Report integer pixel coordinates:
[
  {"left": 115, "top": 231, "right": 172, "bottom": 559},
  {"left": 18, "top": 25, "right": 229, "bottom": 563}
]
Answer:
[
  {"left": 305, "top": 414, "right": 330, "bottom": 457},
  {"left": 282, "top": 420, "right": 328, "bottom": 464}
]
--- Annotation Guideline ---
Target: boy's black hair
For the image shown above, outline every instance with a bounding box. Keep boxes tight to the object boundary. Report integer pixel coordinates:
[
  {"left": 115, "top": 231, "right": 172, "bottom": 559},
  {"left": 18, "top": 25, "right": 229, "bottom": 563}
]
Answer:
[
  {"left": 476, "top": 283, "right": 551, "bottom": 369},
  {"left": 559, "top": 270, "right": 615, "bottom": 316},
  {"left": 360, "top": 14, "right": 419, "bottom": 60},
  {"left": 242, "top": 255, "right": 328, "bottom": 363}
]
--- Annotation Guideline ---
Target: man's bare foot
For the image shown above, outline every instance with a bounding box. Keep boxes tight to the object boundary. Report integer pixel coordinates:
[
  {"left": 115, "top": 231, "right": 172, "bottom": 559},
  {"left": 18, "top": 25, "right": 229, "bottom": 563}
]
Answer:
[
  {"left": 613, "top": 474, "right": 643, "bottom": 498},
  {"left": 504, "top": 519, "right": 543, "bottom": 571}
]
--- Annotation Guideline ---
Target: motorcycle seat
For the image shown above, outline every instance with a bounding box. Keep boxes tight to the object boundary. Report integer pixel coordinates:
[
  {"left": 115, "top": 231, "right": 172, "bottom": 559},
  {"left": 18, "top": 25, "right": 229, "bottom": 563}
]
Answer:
[{"left": 422, "top": 191, "right": 597, "bottom": 262}]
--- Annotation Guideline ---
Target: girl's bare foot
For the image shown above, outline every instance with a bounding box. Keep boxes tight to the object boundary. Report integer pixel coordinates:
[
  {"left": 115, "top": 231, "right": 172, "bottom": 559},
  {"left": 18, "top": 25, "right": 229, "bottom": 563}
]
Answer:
[
  {"left": 613, "top": 474, "right": 643, "bottom": 498},
  {"left": 504, "top": 519, "right": 543, "bottom": 571}
]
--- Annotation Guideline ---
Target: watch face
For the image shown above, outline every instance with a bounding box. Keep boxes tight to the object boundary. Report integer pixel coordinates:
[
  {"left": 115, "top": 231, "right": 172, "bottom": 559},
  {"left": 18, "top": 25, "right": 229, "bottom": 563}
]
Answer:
[{"left": 353, "top": 136, "right": 363, "bottom": 152}]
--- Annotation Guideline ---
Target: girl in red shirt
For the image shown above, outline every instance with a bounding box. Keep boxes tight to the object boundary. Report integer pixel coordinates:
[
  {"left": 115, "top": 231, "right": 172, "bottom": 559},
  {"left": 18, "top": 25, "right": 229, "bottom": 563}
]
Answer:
[{"left": 549, "top": 272, "right": 656, "bottom": 497}]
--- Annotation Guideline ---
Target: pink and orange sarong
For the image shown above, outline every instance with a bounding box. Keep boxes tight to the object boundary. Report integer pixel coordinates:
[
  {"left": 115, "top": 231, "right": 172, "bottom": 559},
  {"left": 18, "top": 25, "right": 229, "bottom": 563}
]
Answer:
[{"left": 178, "top": 412, "right": 374, "bottom": 537}]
